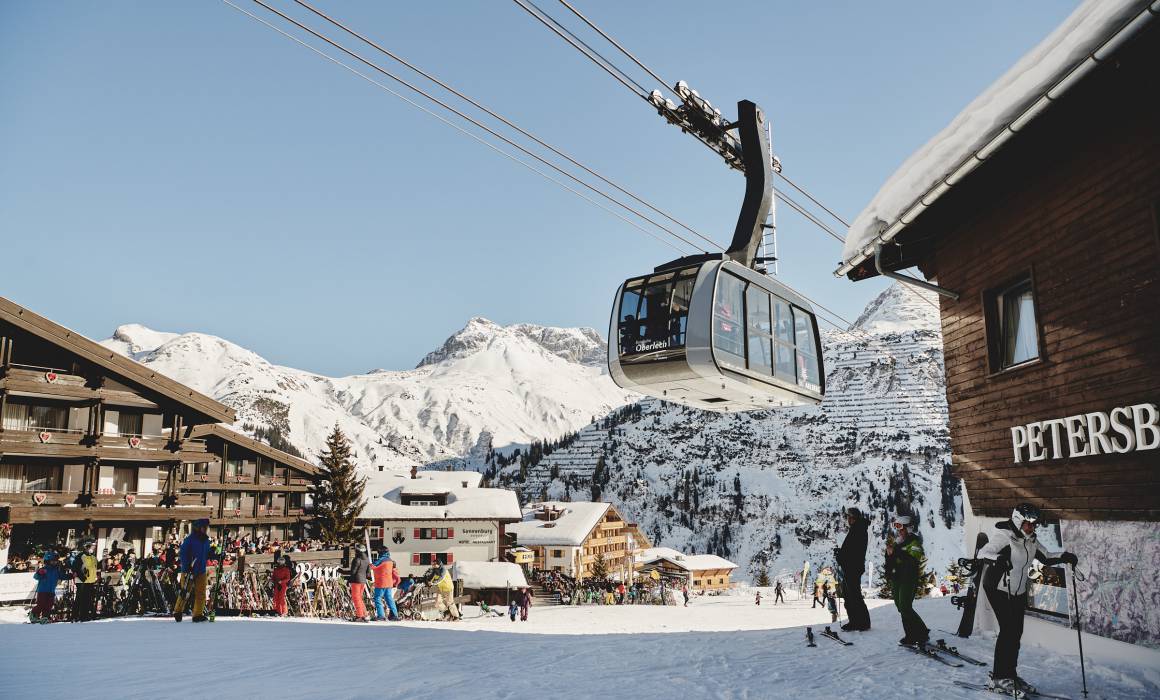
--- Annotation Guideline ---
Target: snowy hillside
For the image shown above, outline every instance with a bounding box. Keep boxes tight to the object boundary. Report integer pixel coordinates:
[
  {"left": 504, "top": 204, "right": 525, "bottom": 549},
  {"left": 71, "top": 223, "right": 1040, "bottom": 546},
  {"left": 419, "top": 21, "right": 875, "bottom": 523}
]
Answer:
[
  {"left": 497, "top": 283, "right": 962, "bottom": 583},
  {"left": 100, "top": 318, "right": 634, "bottom": 480}
]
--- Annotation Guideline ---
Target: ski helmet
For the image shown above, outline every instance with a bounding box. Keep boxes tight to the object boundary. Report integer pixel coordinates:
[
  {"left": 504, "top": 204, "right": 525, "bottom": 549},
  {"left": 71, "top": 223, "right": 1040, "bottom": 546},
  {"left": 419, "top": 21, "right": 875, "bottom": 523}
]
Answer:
[
  {"left": 891, "top": 512, "right": 913, "bottom": 527},
  {"left": 1011, "top": 503, "right": 1041, "bottom": 530}
]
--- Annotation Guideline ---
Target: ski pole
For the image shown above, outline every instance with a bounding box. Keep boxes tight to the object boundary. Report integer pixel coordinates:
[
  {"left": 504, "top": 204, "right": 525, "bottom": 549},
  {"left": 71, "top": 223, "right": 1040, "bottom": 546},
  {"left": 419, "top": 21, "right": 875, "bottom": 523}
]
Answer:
[{"left": 1070, "top": 563, "right": 1088, "bottom": 698}]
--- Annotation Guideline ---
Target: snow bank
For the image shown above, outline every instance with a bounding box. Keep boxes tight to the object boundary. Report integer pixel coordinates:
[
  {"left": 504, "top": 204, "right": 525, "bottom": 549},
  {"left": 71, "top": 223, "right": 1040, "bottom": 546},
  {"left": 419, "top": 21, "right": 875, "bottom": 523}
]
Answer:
[
  {"left": 508, "top": 502, "right": 610, "bottom": 546},
  {"left": 839, "top": 0, "right": 1150, "bottom": 272},
  {"left": 452, "top": 561, "right": 527, "bottom": 589}
]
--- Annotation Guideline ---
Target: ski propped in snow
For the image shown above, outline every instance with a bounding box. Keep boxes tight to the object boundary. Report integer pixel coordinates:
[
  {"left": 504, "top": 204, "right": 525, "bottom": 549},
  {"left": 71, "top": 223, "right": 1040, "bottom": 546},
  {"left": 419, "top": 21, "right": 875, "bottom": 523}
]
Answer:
[{"left": 900, "top": 642, "right": 963, "bottom": 667}]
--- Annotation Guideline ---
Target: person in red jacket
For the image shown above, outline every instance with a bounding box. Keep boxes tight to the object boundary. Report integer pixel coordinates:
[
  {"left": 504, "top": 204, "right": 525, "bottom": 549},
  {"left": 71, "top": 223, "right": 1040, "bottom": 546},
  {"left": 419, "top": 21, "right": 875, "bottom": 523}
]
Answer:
[
  {"left": 271, "top": 557, "right": 292, "bottom": 616},
  {"left": 370, "top": 550, "right": 400, "bottom": 621}
]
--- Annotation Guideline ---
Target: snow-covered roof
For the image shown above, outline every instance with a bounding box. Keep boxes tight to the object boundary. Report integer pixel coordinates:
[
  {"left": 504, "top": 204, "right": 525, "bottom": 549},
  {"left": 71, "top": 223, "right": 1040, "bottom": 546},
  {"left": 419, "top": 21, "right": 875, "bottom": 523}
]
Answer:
[
  {"left": 361, "top": 482, "right": 521, "bottom": 521},
  {"left": 452, "top": 561, "right": 528, "bottom": 590},
  {"left": 636, "top": 547, "right": 737, "bottom": 572},
  {"left": 837, "top": 0, "right": 1156, "bottom": 277},
  {"left": 507, "top": 501, "right": 611, "bottom": 546}
]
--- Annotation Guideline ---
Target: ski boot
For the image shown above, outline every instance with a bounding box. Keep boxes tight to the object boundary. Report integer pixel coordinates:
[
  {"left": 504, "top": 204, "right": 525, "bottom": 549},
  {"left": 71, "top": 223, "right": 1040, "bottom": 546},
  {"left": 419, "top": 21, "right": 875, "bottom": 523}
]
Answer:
[
  {"left": 1014, "top": 676, "right": 1038, "bottom": 695},
  {"left": 987, "top": 676, "right": 1027, "bottom": 699},
  {"left": 192, "top": 615, "right": 208, "bottom": 623}
]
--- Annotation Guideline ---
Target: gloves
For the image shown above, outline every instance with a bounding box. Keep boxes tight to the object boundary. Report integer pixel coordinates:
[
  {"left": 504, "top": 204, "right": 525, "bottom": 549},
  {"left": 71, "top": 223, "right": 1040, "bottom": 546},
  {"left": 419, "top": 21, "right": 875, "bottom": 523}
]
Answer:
[{"left": 1059, "top": 552, "right": 1078, "bottom": 566}]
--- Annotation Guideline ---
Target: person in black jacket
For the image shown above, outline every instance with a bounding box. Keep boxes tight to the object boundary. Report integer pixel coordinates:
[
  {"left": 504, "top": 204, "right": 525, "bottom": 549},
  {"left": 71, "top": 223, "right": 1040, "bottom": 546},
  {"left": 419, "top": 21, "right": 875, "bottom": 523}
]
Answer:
[
  {"left": 837, "top": 507, "right": 870, "bottom": 631},
  {"left": 346, "top": 544, "right": 371, "bottom": 622}
]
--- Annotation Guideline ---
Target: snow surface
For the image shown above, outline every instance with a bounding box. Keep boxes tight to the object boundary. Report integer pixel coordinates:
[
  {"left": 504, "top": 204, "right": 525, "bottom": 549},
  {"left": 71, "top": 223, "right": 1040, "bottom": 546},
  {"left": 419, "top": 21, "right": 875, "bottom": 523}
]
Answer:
[
  {"left": 507, "top": 501, "right": 610, "bottom": 546},
  {"left": 2, "top": 596, "right": 1156, "bottom": 699},
  {"left": 451, "top": 561, "right": 528, "bottom": 589},
  {"left": 362, "top": 484, "right": 521, "bottom": 521},
  {"left": 840, "top": 0, "right": 1147, "bottom": 270}
]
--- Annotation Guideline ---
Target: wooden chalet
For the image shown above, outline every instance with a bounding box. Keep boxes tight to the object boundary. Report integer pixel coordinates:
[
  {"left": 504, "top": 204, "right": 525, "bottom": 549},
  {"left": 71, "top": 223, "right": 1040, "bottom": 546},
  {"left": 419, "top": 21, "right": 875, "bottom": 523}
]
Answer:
[
  {"left": 0, "top": 296, "right": 235, "bottom": 560},
  {"left": 184, "top": 424, "right": 321, "bottom": 543},
  {"left": 836, "top": 3, "right": 1159, "bottom": 649}
]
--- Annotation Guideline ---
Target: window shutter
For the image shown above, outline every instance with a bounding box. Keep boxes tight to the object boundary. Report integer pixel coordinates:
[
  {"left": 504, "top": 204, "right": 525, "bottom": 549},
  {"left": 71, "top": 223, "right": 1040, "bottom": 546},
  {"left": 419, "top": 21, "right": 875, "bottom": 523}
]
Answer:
[
  {"left": 446, "top": 552, "right": 454, "bottom": 563},
  {"left": 412, "top": 553, "right": 420, "bottom": 565},
  {"left": 447, "top": 528, "right": 454, "bottom": 539},
  {"left": 414, "top": 528, "right": 420, "bottom": 539}
]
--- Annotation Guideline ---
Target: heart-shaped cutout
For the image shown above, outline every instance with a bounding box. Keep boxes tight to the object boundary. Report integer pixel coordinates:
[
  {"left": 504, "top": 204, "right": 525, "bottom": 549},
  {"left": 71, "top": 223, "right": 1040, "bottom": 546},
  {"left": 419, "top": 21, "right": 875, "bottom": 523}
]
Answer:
[
  {"left": 128, "top": 436, "right": 141, "bottom": 448},
  {"left": 45, "top": 371, "right": 58, "bottom": 383},
  {"left": 38, "top": 431, "right": 52, "bottom": 443},
  {"left": 125, "top": 493, "right": 136, "bottom": 506},
  {"left": 33, "top": 492, "right": 47, "bottom": 505}
]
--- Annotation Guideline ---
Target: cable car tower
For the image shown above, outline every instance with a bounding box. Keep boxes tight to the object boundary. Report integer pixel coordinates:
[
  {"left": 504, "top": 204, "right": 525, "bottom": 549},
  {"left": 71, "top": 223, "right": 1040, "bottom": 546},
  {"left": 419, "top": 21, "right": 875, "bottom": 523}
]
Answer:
[{"left": 607, "top": 86, "right": 825, "bottom": 411}]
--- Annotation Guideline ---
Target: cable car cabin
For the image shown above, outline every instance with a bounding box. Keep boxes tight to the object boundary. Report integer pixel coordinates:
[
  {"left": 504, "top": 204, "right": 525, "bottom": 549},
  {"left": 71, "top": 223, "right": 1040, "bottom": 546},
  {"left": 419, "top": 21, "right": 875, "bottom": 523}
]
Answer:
[{"left": 608, "top": 259, "right": 824, "bottom": 412}]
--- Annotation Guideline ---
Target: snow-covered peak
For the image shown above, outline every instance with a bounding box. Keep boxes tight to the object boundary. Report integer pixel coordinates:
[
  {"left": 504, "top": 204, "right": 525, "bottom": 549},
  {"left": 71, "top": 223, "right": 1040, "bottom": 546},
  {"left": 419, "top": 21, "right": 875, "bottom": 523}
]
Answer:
[
  {"left": 103, "top": 324, "right": 181, "bottom": 359},
  {"left": 850, "top": 282, "right": 940, "bottom": 335},
  {"left": 416, "top": 317, "right": 605, "bottom": 368}
]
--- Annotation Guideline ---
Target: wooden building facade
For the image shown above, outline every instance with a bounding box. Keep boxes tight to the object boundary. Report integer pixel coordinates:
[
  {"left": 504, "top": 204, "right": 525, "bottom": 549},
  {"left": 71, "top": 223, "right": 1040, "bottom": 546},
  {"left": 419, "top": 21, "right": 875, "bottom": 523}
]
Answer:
[
  {"left": 184, "top": 424, "right": 320, "bottom": 543},
  {"left": 0, "top": 296, "right": 235, "bottom": 561},
  {"left": 839, "top": 7, "right": 1159, "bottom": 648}
]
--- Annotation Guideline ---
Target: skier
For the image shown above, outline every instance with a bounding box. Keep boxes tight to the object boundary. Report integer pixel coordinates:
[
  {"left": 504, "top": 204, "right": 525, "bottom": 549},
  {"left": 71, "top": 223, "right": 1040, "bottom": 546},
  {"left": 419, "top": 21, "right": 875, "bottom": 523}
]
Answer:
[
  {"left": 71, "top": 540, "right": 99, "bottom": 622},
  {"left": 430, "top": 561, "right": 459, "bottom": 621},
  {"left": 837, "top": 507, "right": 871, "bottom": 631},
  {"left": 508, "top": 597, "right": 518, "bottom": 621},
  {"left": 30, "top": 552, "right": 69, "bottom": 623},
  {"left": 271, "top": 556, "right": 292, "bottom": 616},
  {"left": 370, "top": 549, "right": 400, "bottom": 621},
  {"left": 682, "top": 583, "right": 690, "bottom": 607},
  {"left": 755, "top": 590, "right": 762, "bottom": 606},
  {"left": 823, "top": 582, "right": 838, "bottom": 623},
  {"left": 346, "top": 544, "right": 371, "bottom": 622},
  {"left": 977, "top": 503, "right": 1078, "bottom": 698},
  {"left": 773, "top": 580, "right": 785, "bottom": 604},
  {"left": 175, "top": 518, "right": 213, "bottom": 622},
  {"left": 811, "top": 582, "right": 821, "bottom": 608},
  {"left": 885, "top": 513, "right": 929, "bottom": 645},
  {"left": 515, "top": 586, "right": 532, "bottom": 622}
]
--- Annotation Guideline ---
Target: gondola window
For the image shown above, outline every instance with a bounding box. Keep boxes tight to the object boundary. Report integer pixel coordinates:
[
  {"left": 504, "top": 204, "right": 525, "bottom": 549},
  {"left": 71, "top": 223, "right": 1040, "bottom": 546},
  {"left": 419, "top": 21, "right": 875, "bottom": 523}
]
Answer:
[
  {"left": 794, "top": 309, "right": 821, "bottom": 392},
  {"left": 714, "top": 273, "right": 746, "bottom": 368},
  {"left": 745, "top": 286, "right": 773, "bottom": 375},
  {"left": 618, "top": 271, "right": 692, "bottom": 360}
]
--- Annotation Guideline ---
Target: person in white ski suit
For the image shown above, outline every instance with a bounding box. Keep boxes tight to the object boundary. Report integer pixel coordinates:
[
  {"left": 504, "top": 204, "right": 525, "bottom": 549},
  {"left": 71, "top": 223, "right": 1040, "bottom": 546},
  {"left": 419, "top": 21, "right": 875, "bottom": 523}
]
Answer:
[{"left": 976, "top": 503, "right": 1078, "bottom": 698}]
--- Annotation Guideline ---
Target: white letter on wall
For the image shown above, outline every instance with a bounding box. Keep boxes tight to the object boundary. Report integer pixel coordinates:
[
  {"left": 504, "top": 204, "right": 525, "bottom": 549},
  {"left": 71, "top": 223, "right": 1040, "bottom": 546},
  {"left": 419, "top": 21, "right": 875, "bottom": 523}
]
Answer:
[
  {"left": 1028, "top": 422, "right": 1046, "bottom": 462},
  {"left": 1065, "top": 415, "right": 1089, "bottom": 457},
  {"left": 1086, "top": 412, "right": 1112, "bottom": 455},
  {"left": 1132, "top": 403, "right": 1160, "bottom": 451},
  {"left": 1110, "top": 407, "right": 1136, "bottom": 453},
  {"left": 1011, "top": 426, "right": 1028, "bottom": 463}
]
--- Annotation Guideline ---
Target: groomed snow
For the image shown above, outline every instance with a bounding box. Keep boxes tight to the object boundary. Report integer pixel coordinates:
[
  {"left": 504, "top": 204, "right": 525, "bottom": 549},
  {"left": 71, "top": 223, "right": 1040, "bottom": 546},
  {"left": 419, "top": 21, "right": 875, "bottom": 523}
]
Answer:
[
  {"left": 2, "top": 595, "right": 1156, "bottom": 699},
  {"left": 840, "top": 0, "right": 1149, "bottom": 272},
  {"left": 637, "top": 547, "right": 737, "bottom": 572},
  {"left": 361, "top": 484, "right": 521, "bottom": 521}
]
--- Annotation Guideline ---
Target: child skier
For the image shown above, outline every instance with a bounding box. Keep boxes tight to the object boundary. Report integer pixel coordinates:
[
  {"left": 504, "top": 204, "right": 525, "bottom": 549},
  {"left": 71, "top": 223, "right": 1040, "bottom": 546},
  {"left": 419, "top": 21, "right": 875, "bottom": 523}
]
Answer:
[
  {"left": 508, "top": 598, "right": 519, "bottom": 621},
  {"left": 30, "top": 552, "right": 69, "bottom": 623},
  {"left": 885, "top": 513, "right": 929, "bottom": 645},
  {"left": 271, "top": 556, "right": 292, "bottom": 616},
  {"left": 977, "top": 503, "right": 1078, "bottom": 698}
]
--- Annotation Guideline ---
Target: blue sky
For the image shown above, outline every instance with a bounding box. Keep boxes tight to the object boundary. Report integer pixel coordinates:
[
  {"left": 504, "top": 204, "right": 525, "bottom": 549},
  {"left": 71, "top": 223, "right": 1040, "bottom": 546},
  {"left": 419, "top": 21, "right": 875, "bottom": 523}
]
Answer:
[{"left": 0, "top": 1, "right": 1078, "bottom": 375}]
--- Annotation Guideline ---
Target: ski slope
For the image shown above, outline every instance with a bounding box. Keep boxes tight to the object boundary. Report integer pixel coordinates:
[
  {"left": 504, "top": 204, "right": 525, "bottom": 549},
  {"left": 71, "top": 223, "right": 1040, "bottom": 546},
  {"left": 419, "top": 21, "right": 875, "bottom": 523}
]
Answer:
[{"left": 1, "top": 596, "right": 1155, "bottom": 699}]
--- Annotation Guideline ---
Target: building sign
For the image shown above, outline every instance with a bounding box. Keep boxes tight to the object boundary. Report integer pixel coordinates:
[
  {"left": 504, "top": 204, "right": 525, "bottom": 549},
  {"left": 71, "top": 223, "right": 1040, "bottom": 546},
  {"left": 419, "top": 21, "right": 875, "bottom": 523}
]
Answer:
[
  {"left": 634, "top": 339, "right": 670, "bottom": 353},
  {"left": 1010, "top": 402, "right": 1159, "bottom": 463},
  {"left": 456, "top": 527, "right": 495, "bottom": 545}
]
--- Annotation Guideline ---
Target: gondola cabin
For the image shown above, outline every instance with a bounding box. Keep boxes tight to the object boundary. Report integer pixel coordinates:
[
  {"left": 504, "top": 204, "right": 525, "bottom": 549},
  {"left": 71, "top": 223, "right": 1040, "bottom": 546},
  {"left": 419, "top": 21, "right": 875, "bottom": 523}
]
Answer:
[{"left": 608, "top": 258, "right": 824, "bottom": 412}]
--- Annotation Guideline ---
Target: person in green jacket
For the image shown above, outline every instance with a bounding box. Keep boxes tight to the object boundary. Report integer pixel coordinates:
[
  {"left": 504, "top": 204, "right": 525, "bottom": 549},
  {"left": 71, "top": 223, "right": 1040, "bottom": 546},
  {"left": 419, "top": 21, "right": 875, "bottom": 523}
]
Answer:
[{"left": 885, "top": 513, "right": 929, "bottom": 645}]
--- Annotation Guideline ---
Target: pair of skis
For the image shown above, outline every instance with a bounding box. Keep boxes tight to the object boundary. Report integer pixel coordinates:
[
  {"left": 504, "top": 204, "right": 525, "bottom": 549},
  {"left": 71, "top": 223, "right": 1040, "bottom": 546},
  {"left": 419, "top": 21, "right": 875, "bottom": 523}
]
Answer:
[
  {"left": 953, "top": 680, "right": 1071, "bottom": 700},
  {"left": 900, "top": 640, "right": 963, "bottom": 667},
  {"left": 805, "top": 626, "right": 852, "bottom": 647}
]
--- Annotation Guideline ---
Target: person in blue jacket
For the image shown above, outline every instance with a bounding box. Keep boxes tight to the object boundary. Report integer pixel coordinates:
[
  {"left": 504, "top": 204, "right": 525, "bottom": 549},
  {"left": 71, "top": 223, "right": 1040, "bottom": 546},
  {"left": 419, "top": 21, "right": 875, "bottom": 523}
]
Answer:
[
  {"left": 175, "top": 518, "right": 212, "bottom": 622},
  {"left": 30, "top": 551, "right": 70, "bottom": 623}
]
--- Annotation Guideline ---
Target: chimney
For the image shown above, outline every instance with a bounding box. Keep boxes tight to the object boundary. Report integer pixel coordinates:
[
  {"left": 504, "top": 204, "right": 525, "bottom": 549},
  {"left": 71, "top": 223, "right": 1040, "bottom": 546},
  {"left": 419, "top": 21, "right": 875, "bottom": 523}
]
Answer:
[
  {"left": 410, "top": 465, "right": 418, "bottom": 480},
  {"left": 461, "top": 480, "right": 469, "bottom": 488}
]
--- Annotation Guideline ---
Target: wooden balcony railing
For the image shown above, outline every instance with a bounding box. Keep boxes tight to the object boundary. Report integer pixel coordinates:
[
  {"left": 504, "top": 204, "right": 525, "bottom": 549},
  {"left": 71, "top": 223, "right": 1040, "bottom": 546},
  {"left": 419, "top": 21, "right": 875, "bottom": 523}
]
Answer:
[
  {"left": 258, "top": 473, "right": 288, "bottom": 486},
  {"left": 224, "top": 472, "right": 255, "bottom": 484},
  {"left": 0, "top": 489, "right": 81, "bottom": 506},
  {"left": 92, "top": 491, "right": 162, "bottom": 507},
  {"left": 4, "top": 365, "right": 88, "bottom": 388},
  {"left": 288, "top": 476, "right": 310, "bottom": 487},
  {"left": 98, "top": 433, "right": 170, "bottom": 451},
  {"left": 287, "top": 507, "right": 305, "bottom": 516},
  {"left": 0, "top": 427, "right": 88, "bottom": 447}
]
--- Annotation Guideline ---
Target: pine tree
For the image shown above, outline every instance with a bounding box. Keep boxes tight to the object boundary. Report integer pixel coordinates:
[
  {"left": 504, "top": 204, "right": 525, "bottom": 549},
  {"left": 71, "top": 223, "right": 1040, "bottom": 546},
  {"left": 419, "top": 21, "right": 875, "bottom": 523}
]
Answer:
[
  {"left": 945, "top": 558, "right": 971, "bottom": 591},
  {"left": 755, "top": 569, "right": 771, "bottom": 587},
  {"left": 310, "top": 424, "right": 368, "bottom": 545},
  {"left": 591, "top": 552, "right": 608, "bottom": 580}
]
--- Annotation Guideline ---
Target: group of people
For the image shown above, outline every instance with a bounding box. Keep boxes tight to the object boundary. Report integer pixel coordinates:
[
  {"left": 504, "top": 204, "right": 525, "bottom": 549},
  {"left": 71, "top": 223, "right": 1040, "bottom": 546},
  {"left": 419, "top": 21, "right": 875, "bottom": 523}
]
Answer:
[
  {"left": 343, "top": 544, "right": 454, "bottom": 622},
  {"left": 832, "top": 504, "right": 1079, "bottom": 699}
]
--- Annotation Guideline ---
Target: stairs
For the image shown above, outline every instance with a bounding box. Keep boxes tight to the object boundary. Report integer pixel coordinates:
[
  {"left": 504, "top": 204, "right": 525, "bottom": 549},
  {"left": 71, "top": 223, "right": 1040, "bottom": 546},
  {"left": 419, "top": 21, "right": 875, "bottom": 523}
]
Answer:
[{"left": 531, "top": 585, "right": 563, "bottom": 607}]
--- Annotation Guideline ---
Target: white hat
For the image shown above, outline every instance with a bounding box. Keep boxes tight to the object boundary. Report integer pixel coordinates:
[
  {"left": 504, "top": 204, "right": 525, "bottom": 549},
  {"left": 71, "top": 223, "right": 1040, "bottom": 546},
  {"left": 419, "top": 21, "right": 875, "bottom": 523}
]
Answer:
[{"left": 892, "top": 513, "right": 913, "bottom": 526}]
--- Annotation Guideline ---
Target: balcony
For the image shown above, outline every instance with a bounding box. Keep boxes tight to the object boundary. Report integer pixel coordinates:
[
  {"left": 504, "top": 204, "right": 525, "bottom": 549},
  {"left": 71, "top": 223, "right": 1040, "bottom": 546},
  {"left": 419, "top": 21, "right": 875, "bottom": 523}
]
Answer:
[
  {"left": 223, "top": 472, "right": 256, "bottom": 485},
  {"left": 0, "top": 426, "right": 88, "bottom": 450},
  {"left": 256, "top": 504, "right": 286, "bottom": 518},
  {"left": 0, "top": 489, "right": 81, "bottom": 506},
  {"left": 258, "top": 472, "right": 288, "bottom": 486},
  {"left": 288, "top": 476, "right": 311, "bottom": 487},
  {"left": 98, "top": 433, "right": 170, "bottom": 451},
  {"left": 1, "top": 365, "right": 91, "bottom": 398}
]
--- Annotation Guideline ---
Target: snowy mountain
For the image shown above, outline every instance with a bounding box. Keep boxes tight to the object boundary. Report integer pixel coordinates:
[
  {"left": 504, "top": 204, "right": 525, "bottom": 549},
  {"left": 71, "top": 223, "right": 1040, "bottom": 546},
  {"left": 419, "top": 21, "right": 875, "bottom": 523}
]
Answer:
[
  {"left": 495, "top": 283, "right": 962, "bottom": 583},
  {"left": 100, "top": 318, "right": 634, "bottom": 484}
]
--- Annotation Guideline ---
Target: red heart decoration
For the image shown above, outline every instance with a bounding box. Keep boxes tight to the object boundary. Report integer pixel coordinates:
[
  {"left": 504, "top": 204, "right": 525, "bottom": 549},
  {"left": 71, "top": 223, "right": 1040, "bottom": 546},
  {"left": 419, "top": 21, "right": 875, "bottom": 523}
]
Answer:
[
  {"left": 44, "top": 371, "right": 58, "bottom": 383},
  {"left": 33, "top": 493, "right": 47, "bottom": 505},
  {"left": 125, "top": 493, "right": 136, "bottom": 506},
  {"left": 38, "top": 431, "right": 52, "bottom": 443},
  {"left": 128, "top": 436, "right": 141, "bottom": 448}
]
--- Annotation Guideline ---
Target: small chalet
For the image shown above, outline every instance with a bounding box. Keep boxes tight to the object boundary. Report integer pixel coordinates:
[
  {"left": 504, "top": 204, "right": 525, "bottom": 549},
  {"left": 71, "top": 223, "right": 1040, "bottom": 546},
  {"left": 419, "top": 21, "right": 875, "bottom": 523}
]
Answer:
[
  {"left": 635, "top": 546, "right": 737, "bottom": 592},
  {"left": 0, "top": 295, "right": 234, "bottom": 562}
]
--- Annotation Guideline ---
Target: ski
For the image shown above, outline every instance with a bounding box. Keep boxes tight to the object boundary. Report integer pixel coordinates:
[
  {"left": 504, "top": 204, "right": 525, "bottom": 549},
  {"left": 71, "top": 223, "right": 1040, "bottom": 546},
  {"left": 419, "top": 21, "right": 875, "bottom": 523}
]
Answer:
[
  {"left": 820, "top": 626, "right": 853, "bottom": 646},
  {"left": 805, "top": 626, "right": 816, "bottom": 647},
  {"left": 899, "top": 642, "right": 963, "bottom": 667},
  {"left": 953, "top": 680, "right": 1071, "bottom": 700},
  {"left": 173, "top": 573, "right": 196, "bottom": 622},
  {"left": 934, "top": 638, "right": 987, "bottom": 666}
]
